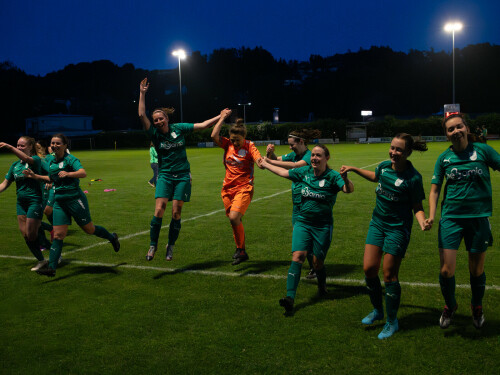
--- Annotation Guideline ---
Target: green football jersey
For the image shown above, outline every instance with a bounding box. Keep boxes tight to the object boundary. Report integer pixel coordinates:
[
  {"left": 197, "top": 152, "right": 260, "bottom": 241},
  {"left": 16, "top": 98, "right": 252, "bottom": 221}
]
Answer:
[
  {"left": 5, "top": 155, "right": 42, "bottom": 200},
  {"left": 147, "top": 123, "right": 194, "bottom": 174},
  {"left": 288, "top": 166, "right": 344, "bottom": 226},
  {"left": 48, "top": 153, "right": 84, "bottom": 200},
  {"left": 282, "top": 149, "right": 312, "bottom": 204},
  {"left": 372, "top": 160, "right": 425, "bottom": 228},
  {"left": 431, "top": 142, "right": 500, "bottom": 218}
]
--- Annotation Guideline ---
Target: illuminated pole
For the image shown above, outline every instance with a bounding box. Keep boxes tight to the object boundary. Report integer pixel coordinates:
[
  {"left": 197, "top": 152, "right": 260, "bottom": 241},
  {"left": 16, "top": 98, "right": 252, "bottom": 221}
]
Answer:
[
  {"left": 238, "top": 102, "right": 252, "bottom": 124},
  {"left": 444, "top": 22, "right": 462, "bottom": 104},
  {"left": 172, "top": 49, "right": 186, "bottom": 122}
]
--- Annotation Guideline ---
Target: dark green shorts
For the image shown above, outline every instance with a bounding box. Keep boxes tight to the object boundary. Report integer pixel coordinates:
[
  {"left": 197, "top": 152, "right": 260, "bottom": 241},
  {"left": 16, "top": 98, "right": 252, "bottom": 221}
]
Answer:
[
  {"left": 155, "top": 172, "right": 191, "bottom": 202},
  {"left": 53, "top": 190, "right": 92, "bottom": 226},
  {"left": 365, "top": 220, "right": 411, "bottom": 258},
  {"left": 438, "top": 217, "right": 492, "bottom": 253},
  {"left": 44, "top": 187, "right": 55, "bottom": 208},
  {"left": 292, "top": 221, "right": 332, "bottom": 261},
  {"left": 16, "top": 197, "right": 43, "bottom": 220}
]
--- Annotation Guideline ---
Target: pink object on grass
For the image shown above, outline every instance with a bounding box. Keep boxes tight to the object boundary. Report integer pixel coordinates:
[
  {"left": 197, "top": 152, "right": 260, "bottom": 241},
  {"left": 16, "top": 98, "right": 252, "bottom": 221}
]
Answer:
[
  {"left": 104, "top": 189, "right": 116, "bottom": 192},
  {"left": 84, "top": 190, "right": 89, "bottom": 194}
]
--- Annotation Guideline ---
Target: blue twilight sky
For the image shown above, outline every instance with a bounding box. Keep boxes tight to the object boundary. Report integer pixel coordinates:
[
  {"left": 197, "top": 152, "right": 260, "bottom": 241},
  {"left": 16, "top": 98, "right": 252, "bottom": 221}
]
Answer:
[{"left": 1, "top": 0, "right": 499, "bottom": 76}]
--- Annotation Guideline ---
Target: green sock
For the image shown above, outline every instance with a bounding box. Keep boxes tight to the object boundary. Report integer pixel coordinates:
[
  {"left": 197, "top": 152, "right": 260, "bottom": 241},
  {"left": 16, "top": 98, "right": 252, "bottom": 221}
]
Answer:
[
  {"left": 306, "top": 252, "right": 314, "bottom": 269},
  {"left": 25, "top": 239, "right": 44, "bottom": 261},
  {"left": 316, "top": 266, "right": 327, "bottom": 288},
  {"left": 49, "top": 239, "right": 63, "bottom": 269},
  {"left": 384, "top": 281, "right": 401, "bottom": 322},
  {"left": 168, "top": 218, "right": 181, "bottom": 246},
  {"left": 93, "top": 225, "right": 114, "bottom": 241},
  {"left": 41, "top": 221, "right": 53, "bottom": 232},
  {"left": 37, "top": 227, "right": 51, "bottom": 248},
  {"left": 286, "top": 261, "right": 303, "bottom": 299},
  {"left": 150, "top": 216, "right": 162, "bottom": 246},
  {"left": 470, "top": 272, "right": 486, "bottom": 306},
  {"left": 439, "top": 274, "right": 457, "bottom": 308},
  {"left": 365, "top": 276, "right": 383, "bottom": 312}
]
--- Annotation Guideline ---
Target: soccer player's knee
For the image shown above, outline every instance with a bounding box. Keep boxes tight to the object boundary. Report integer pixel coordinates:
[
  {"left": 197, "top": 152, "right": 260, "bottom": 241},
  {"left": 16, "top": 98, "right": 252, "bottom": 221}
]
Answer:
[
  {"left": 172, "top": 211, "right": 181, "bottom": 220},
  {"left": 364, "top": 264, "right": 379, "bottom": 278},
  {"left": 440, "top": 267, "right": 454, "bottom": 278},
  {"left": 313, "top": 258, "right": 324, "bottom": 270}
]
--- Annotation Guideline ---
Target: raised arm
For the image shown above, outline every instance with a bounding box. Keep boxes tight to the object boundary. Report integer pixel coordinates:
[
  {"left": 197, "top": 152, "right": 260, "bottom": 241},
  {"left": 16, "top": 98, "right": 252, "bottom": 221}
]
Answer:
[
  {"left": 266, "top": 144, "right": 279, "bottom": 160},
  {"left": 0, "top": 179, "right": 12, "bottom": 193},
  {"left": 194, "top": 111, "right": 226, "bottom": 131},
  {"left": 261, "top": 158, "right": 291, "bottom": 179},
  {"left": 265, "top": 158, "right": 307, "bottom": 170},
  {"left": 210, "top": 109, "right": 232, "bottom": 146},
  {"left": 425, "top": 183, "right": 441, "bottom": 230},
  {"left": 0, "top": 142, "right": 35, "bottom": 164},
  {"left": 138, "top": 78, "right": 152, "bottom": 130},
  {"left": 339, "top": 165, "right": 377, "bottom": 182},
  {"left": 58, "top": 168, "right": 87, "bottom": 179}
]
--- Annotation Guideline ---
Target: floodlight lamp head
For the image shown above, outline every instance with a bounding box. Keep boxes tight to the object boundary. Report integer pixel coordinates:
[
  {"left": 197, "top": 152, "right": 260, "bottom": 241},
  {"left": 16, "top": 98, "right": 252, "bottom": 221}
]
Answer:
[
  {"left": 172, "top": 49, "right": 186, "bottom": 59},
  {"left": 444, "top": 22, "right": 463, "bottom": 32}
]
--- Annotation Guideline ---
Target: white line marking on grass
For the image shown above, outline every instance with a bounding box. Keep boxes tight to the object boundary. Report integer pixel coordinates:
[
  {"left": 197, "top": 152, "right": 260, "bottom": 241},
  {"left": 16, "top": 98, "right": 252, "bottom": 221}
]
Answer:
[
  {"left": 50, "top": 159, "right": 384, "bottom": 256},
  {"left": 2, "top": 254, "right": 500, "bottom": 291}
]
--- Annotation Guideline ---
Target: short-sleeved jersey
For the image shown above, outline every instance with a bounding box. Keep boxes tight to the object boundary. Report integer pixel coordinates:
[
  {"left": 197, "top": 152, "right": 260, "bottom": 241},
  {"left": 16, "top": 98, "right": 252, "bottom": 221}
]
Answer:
[
  {"left": 147, "top": 123, "right": 194, "bottom": 175},
  {"left": 371, "top": 160, "right": 425, "bottom": 229},
  {"left": 48, "top": 153, "right": 84, "bottom": 200},
  {"left": 5, "top": 155, "right": 43, "bottom": 200},
  {"left": 431, "top": 142, "right": 500, "bottom": 218},
  {"left": 219, "top": 137, "right": 262, "bottom": 192},
  {"left": 282, "top": 149, "right": 312, "bottom": 204},
  {"left": 288, "top": 166, "right": 345, "bottom": 226}
]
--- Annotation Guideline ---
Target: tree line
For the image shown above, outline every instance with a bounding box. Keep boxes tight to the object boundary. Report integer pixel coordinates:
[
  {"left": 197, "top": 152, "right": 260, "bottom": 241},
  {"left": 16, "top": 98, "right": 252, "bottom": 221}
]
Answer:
[{"left": 1, "top": 43, "right": 499, "bottom": 137}]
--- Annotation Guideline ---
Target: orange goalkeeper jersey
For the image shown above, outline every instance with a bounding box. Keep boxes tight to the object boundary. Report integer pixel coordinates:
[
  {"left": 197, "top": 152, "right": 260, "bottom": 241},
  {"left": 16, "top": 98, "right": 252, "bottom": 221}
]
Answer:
[{"left": 219, "top": 137, "right": 262, "bottom": 191}]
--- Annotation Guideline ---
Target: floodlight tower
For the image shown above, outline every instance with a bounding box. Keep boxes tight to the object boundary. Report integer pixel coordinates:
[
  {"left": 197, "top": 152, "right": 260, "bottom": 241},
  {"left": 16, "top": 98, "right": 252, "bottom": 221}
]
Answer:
[
  {"left": 172, "top": 49, "right": 187, "bottom": 122},
  {"left": 444, "top": 22, "right": 463, "bottom": 104}
]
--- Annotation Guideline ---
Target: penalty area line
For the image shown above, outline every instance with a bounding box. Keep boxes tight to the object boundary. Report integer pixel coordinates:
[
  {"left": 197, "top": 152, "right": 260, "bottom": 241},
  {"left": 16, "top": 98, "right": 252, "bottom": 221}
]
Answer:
[{"left": 1, "top": 254, "right": 499, "bottom": 291}]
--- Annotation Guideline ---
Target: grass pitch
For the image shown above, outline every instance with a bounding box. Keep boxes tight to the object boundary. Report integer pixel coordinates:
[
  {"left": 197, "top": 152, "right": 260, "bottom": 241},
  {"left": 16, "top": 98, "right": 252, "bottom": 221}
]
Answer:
[{"left": 0, "top": 141, "right": 499, "bottom": 374}]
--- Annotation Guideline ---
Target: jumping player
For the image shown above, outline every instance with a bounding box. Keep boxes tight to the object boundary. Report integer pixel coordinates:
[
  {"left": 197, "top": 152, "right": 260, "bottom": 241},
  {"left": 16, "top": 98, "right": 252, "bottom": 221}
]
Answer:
[
  {"left": 139, "top": 78, "right": 227, "bottom": 261},
  {"left": 426, "top": 114, "right": 500, "bottom": 329},
  {"left": 211, "top": 113, "right": 263, "bottom": 265},
  {"left": 340, "top": 133, "right": 429, "bottom": 339}
]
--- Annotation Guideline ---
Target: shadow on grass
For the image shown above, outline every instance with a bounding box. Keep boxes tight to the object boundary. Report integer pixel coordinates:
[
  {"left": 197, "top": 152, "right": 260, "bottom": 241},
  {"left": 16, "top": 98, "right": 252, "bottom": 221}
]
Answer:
[
  {"left": 234, "top": 261, "right": 360, "bottom": 278},
  {"left": 152, "top": 260, "right": 229, "bottom": 279},
  {"left": 399, "top": 303, "right": 500, "bottom": 339},
  {"left": 41, "top": 264, "right": 119, "bottom": 283},
  {"left": 292, "top": 283, "right": 367, "bottom": 315}
]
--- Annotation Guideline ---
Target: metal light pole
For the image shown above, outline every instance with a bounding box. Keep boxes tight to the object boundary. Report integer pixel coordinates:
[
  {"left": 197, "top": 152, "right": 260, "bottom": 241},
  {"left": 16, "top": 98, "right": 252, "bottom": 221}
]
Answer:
[
  {"left": 238, "top": 102, "right": 252, "bottom": 124},
  {"left": 444, "top": 22, "right": 462, "bottom": 104},
  {"left": 172, "top": 49, "right": 186, "bottom": 122}
]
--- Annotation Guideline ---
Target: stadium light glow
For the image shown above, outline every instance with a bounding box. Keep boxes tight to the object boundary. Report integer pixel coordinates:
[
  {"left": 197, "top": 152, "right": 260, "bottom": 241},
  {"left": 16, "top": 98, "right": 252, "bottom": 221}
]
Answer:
[{"left": 238, "top": 103, "right": 252, "bottom": 124}]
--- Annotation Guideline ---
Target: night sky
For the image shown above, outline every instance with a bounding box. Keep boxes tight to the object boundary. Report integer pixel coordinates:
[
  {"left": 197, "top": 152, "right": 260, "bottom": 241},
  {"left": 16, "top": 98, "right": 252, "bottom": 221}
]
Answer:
[{"left": 1, "top": 0, "right": 499, "bottom": 76}]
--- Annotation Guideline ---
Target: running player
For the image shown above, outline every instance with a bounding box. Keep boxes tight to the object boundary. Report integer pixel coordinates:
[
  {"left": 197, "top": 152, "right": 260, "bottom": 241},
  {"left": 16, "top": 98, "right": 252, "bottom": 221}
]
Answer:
[
  {"left": 261, "top": 144, "right": 354, "bottom": 314},
  {"left": 139, "top": 78, "right": 227, "bottom": 261},
  {"left": 426, "top": 114, "right": 500, "bottom": 329},
  {"left": 340, "top": 133, "right": 429, "bottom": 339},
  {"left": 0, "top": 137, "right": 47, "bottom": 271},
  {"left": 23, "top": 133, "right": 120, "bottom": 277},
  {"left": 211, "top": 112, "right": 263, "bottom": 265},
  {"left": 266, "top": 129, "right": 320, "bottom": 278},
  {"left": 35, "top": 140, "right": 54, "bottom": 250}
]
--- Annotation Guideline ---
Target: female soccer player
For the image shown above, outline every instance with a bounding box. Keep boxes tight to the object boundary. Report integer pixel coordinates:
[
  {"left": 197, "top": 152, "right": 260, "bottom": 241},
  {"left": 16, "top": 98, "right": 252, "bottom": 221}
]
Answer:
[
  {"left": 211, "top": 112, "right": 263, "bottom": 265},
  {"left": 23, "top": 133, "right": 120, "bottom": 276},
  {"left": 261, "top": 145, "right": 353, "bottom": 313},
  {"left": 426, "top": 114, "right": 500, "bottom": 330},
  {"left": 340, "top": 133, "right": 429, "bottom": 339},
  {"left": 139, "top": 78, "right": 226, "bottom": 261},
  {"left": 0, "top": 137, "right": 47, "bottom": 271},
  {"left": 35, "top": 140, "right": 54, "bottom": 250},
  {"left": 266, "top": 129, "right": 320, "bottom": 278}
]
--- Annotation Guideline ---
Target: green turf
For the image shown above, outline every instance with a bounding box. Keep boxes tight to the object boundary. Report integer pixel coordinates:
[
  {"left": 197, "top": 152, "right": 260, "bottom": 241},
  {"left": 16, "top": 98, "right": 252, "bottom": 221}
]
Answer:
[{"left": 0, "top": 141, "right": 499, "bottom": 374}]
